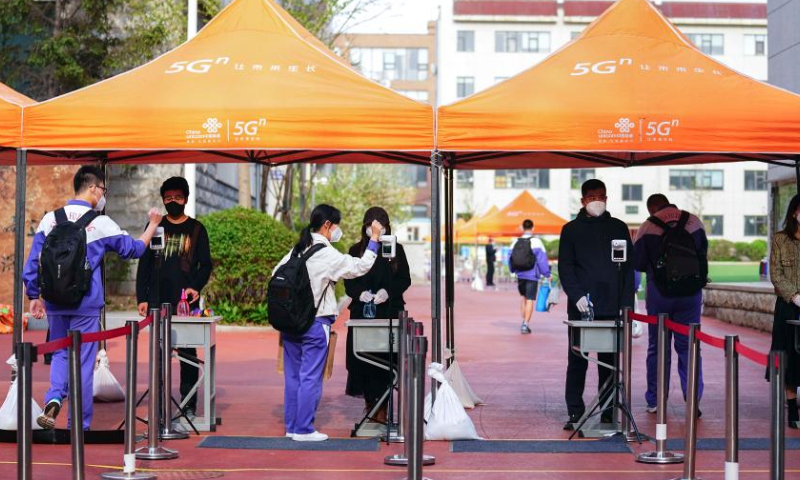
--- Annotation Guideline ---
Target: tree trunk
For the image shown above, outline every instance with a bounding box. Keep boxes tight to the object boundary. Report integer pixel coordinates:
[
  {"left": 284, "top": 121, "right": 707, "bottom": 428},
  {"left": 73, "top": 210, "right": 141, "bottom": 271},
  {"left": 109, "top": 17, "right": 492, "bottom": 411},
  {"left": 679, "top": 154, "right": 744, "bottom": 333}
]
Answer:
[
  {"left": 238, "top": 164, "right": 251, "bottom": 208},
  {"left": 259, "top": 164, "right": 270, "bottom": 213},
  {"left": 281, "top": 165, "right": 294, "bottom": 229}
]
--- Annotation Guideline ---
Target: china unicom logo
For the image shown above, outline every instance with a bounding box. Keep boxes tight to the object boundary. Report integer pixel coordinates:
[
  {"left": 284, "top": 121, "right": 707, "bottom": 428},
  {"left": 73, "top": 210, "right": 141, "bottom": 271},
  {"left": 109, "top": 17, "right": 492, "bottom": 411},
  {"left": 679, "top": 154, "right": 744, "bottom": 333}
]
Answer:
[
  {"left": 203, "top": 118, "right": 223, "bottom": 134},
  {"left": 614, "top": 118, "right": 635, "bottom": 133}
]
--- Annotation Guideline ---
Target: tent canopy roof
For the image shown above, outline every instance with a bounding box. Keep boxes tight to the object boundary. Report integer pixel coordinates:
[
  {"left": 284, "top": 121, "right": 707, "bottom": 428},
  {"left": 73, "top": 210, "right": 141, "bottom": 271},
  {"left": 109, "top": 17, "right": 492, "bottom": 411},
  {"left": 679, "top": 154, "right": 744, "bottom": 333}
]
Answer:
[
  {"left": 0, "top": 82, "right": 33, "bottom": 148},
  {"left": 437, "top": 0, "right": 800, "bottom": 169},
  {"left": 457, "top": 191, "right": 567, "bottom": 240},
  {"left": 20, "top": 0, "right": 433, "bottom": 166}
]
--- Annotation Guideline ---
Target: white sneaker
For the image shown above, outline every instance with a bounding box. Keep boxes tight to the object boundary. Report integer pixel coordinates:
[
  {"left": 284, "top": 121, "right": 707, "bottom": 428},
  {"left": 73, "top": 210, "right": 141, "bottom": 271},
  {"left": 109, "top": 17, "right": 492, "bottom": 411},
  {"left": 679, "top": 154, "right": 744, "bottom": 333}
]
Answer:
[
  {"left": 285, "top": 433, "right": 294, "bottom": 438},
  {"left": 646, "top": 405, "right": 657, "bottom": 414},
  {"left": 292, "top": 431, "right": 328, "bottom": 442}
]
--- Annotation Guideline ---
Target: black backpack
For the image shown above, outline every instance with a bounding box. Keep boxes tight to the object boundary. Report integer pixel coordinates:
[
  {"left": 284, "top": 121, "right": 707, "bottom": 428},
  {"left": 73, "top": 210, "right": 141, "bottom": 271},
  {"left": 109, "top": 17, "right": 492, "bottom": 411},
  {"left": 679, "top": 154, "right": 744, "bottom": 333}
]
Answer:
[
  {"left": 510, "top": 237, "right": 536, "bottom": 271},
  {"left": 38, "top": 209, "right": 99, "bottom": 306},
  {"left": 268, "top": 244, "right": 330, "bottom": 335},
  {"left": 648, "top": 211, "right": 708, "bottom": 297}
]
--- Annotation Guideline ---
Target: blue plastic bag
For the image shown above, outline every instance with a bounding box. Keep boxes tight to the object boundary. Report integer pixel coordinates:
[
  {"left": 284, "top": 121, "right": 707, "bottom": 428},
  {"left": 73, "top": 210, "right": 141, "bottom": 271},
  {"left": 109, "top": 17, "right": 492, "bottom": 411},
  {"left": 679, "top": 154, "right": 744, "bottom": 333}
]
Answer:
[{"left": 535, "top": 280, "right": 551, "bottom": 312}]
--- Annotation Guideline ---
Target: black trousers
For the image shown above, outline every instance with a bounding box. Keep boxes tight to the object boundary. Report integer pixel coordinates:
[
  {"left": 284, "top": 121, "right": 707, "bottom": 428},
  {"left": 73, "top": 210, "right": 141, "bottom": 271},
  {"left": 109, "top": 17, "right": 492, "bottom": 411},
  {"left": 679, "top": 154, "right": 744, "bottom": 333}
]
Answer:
[
  {"left": 486, "top": 261, "right": 495, "bottom": 286},
  {"left": 565, "top": 330, "right": 615, "bottom": 418},
  {"left": 177, "top": 347, "right": 199, "bottom": 412}
]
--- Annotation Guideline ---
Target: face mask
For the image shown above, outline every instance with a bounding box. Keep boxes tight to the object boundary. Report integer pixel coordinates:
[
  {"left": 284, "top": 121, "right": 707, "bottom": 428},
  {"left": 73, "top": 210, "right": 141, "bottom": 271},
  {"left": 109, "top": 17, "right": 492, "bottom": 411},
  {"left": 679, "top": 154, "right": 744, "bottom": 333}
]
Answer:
[
  {"left": 330, "top": 226, "right": 343, "bottom": 243},
  {"left": 165, "top": 201, "right": 185, "bottom": 217},
  {"left": 586, "top": 201, "right": 607, "bottom": 217},
  {"left": 94, "top": 195, "right": 106, "bottom": 212},
  {"left": 366, "top": 226, "right": 386, "bottom": 237}
]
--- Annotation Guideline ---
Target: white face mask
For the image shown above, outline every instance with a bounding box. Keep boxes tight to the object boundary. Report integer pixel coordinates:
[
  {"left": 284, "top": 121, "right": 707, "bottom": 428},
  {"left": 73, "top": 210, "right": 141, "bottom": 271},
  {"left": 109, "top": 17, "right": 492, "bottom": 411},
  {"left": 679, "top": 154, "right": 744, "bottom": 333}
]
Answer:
[
  {"left": 796, "top": 213, "right": 800, "bottom": 224},
  {"left": 94, "top": 195, "right": 106, "bottom": 212},
  {"left": 329, "top": 225, "right": 343, "bottom": 243},
  {"left": 586, "top": 201, "right": 606, "bottom": 217},
  {"left": 366, "top": 227, "right": 386, "bottom": 237}
]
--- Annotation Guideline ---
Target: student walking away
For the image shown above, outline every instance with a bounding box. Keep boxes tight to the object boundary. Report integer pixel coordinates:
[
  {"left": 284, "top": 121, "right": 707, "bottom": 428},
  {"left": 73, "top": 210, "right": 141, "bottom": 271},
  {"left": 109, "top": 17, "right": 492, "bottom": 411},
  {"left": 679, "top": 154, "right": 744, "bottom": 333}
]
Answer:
[
  {"left": 136, "top": 176, "right": 212, "bottom": 419},
  {"left": 485, "top": 238, "right": 497, "bottom": 287},
  {"left": 270, "top": 204, "right": 383, "bottom": 441},
  {"left": 558, "top": 179, "right": 635, "bottom": 430},
  {"left": 23, "top": 166, "right": 162, "bottom": 430},
  {"left": 634, "top": 194, "right": 708, "bottom": 416},
  {"left": 767, "top": 194, "right": 800, "bottom": 429},
  {"left": 508, "top": 219, "right": 550, "bottom": 334},
  {"left": 344, "top": 207, "right": 411, "bottom": 423}
]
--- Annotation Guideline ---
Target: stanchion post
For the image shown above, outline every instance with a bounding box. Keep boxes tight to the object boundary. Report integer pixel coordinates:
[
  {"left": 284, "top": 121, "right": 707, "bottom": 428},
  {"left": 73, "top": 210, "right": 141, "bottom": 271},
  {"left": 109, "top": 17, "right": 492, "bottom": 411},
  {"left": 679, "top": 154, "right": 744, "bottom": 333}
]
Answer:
[
  {"left": 621, "top": 307, "right": 635, "bottom": 442},
  {"left": 672, "top": 323, "right": 702, "bottom": 480},
  {"left": 16, "top": 342, "right": 33, "bottom": 480},
  {"left": 769, "top": 350, "right": 785, "bottom": 480},
  {"left": 724, "top": 335, "right": 739, "bottom": 480},
  {"left": 405, "top": 336, "right": 435, "bottom": 480},
  {"left": 136, "top": 308, "right": 178, "bottom": 460},
  {"left": 637, "top": 313, "right": 684, "bottom": 464},
  {"left": 102, "top": 321, "right": 155, "bottom": 480},
  {"left": 69, "top": 330, "right": 86, "bottom": 480},
  {"left": 396, "top": 313, "right": 408, "bottom": 440},
  {"left": 160, "top": 303, "right": 188, "bottom": 440}
]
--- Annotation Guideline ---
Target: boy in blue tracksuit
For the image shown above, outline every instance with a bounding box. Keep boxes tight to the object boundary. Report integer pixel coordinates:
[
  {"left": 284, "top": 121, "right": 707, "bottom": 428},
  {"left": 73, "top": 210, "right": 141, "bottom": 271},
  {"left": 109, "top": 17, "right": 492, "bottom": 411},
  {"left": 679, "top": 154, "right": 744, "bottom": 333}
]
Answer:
[
  {"left": 23, "top": 166, "right": 162, "bottom": 430},
  {"left": 508, "top": 219, "right": 551, "bottom": 334},
  {"left": 633, "top": 194, "right": 708, "bottom": 413}
]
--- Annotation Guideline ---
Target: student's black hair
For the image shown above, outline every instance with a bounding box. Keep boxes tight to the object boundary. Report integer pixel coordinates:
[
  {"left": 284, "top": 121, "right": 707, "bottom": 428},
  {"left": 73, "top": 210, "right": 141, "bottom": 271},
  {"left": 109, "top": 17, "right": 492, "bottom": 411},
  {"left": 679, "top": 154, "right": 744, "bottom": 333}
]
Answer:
[
  {"left": 781, "top": 194, "right": 800, "bottom": 239},
  {"left": 581, "top": 179, "right": 606, "bottom": 198},
  {"left": 73, "top": 165, "right": 105, "bottom": 194},
  {"left": 646, "top": 194, "right": 670, "bottom": 211},
  {"left": 160, "top": 177, "right": 190, "bottom": 198},
  {"left": 522, "top": 219, "right": 534, "bottom": 230},
  {"left": 294, "top": 204, "right": 342, "bottom": 255}
]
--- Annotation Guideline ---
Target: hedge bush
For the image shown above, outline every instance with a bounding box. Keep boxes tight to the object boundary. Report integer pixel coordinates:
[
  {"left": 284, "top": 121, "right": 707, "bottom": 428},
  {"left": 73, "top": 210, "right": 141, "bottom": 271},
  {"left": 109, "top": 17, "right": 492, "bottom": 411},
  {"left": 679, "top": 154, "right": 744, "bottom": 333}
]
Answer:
[
  {"left": 707, "top": 239, "right": 766, "bottom": 262},
  {"left": 201, "top": 207, "right": 297, "bottom": 325}
]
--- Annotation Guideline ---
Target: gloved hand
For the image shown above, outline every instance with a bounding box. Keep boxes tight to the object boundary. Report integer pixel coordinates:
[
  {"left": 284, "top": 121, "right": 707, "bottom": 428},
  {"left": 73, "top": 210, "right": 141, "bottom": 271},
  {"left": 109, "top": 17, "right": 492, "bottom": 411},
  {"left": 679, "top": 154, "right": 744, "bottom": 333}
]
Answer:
[
  {"left": 793, "top": 294, "right": 800, "bottom": 308},
  {"left": 576, "top": 296, "right": 590, "bottom": 313},
  {"left": 359, "top": 291, "right": 375, "bottom": 303},
  {"left": 373, "top": 289, "right": 389, "bottom": 305}
]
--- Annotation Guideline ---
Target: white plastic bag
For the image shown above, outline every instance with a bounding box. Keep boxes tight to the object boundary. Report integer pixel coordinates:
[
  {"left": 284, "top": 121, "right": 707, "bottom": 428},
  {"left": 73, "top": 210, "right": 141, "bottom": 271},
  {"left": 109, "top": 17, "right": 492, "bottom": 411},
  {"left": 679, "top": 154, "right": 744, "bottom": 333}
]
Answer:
[
  {"left": 471, "top": 275, "right": 484, "bottom": 292},
  {"left": 93, "top": 350, "right": 125, "bottom": 403},
  {"left": 443, "top": 357, "right": 484, "bottom": 409},
  {"left": 423, "top": 363, "right": 481, "bottom": 441},
  {"left": 0, "top": 355, "right": 43, "bottom": 430},
  {"left": 632, "top": 299, "right": 645, "bottom": 338}
]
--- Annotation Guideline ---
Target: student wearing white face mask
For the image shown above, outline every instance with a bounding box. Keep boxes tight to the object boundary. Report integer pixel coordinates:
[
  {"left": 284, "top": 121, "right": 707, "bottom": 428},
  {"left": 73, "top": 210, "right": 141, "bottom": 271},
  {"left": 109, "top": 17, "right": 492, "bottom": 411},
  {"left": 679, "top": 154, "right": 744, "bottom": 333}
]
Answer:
[
  {"left": 557, "top": 179, "right": 635, "bottom": 430},
  {"left": 273, "top": 204, "right": 383, "bottom": 441}
]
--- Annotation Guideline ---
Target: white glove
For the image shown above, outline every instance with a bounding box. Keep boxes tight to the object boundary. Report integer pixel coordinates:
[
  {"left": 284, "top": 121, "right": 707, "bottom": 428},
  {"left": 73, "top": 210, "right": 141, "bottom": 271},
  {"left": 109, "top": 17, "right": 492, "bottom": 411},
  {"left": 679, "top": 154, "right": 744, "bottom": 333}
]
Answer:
[
  {"left": 793, "top": 295, "right": 800, "bottom": 308},
  {"left": 359, "top": 291, "right": 375, "bottom": 303},
  {"left": 373, "top": 289, "right": 389, "bottom": 305},
  {"left": 576, "top": 296, "right": 590, "bottom": 313}
]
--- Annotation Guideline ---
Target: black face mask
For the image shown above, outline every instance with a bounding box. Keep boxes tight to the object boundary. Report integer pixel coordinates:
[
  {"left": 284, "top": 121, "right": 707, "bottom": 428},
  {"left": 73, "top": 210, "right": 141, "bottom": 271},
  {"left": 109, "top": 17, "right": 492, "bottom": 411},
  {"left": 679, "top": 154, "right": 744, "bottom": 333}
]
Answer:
[{"left": 165, "top": 201, "right": 185, "bottom": 217}]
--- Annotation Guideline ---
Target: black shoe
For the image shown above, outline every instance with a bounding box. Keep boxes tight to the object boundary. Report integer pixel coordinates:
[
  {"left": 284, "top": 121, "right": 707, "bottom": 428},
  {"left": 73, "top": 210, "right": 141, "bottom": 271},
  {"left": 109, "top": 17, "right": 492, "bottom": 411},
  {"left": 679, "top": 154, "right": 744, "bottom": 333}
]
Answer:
[
  {"left": 788, "top": 399, "right": 798, "bottom": 428},
  {"left": 37, "top": 400, "right": 61, "bottom": 430},
  {"left": 601, "top": 411, "right": 613, "bottom": 424},
  {"left": 563, "top": 414, "right": 582, "bottom": 431}
]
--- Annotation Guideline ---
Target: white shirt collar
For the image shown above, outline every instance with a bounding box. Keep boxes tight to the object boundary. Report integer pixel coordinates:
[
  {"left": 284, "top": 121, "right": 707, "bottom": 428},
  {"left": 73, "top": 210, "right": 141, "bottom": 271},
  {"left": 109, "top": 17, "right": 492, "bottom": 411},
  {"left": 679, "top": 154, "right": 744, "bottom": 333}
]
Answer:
[{"left": 311, "top": 232, "right": 331, "bottom": 247}]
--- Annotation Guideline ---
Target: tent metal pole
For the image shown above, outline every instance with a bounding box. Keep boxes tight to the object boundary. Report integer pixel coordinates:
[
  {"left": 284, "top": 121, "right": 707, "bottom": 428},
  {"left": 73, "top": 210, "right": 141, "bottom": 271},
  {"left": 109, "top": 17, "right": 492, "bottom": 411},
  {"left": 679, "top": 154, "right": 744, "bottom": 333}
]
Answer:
[
  {"left": 444, "top": 166, "right": 455, "bottom": 367},
  {"left": 795, "top": 157, "right": 799, "bottom": 195},
  {"left": 430, "top": 152, "right": 442, "bottom": 400},
  {"left": 12, "top": 149, "right": 28, "bottom": 356}
]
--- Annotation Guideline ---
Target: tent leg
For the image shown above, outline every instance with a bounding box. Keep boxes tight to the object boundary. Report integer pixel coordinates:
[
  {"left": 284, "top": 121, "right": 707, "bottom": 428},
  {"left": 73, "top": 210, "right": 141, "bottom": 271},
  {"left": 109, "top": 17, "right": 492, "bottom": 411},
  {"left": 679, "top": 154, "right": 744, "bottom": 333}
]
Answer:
[
  {"left": 795, "top": 158, "right": 799, "bottom": 195},
  {"left": 444, "top": 166, "right": 455, "bottom": 367},
  {"left": 12, "top": 149, "right": 28, "bottom": 357},
  {"left": 430, "top": 152, "right": 442, "bottom": 400}
]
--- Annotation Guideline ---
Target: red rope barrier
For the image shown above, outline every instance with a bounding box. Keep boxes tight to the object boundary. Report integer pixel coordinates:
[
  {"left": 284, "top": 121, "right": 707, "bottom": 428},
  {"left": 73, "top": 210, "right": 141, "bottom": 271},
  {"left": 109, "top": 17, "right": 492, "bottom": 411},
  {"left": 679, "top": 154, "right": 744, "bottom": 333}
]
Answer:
[
  {"left": 83, "top": 325, "right": 132, "bottom": 344},
  {"left": 665, "top": 319, "right": 691, "bottom": 336},
  {"left": 696, "top": 330, "right": 726, "bottom": 350},
  {"left": 629, "top": 312, "right": 657, "bottom": 324},
  {"left": 735, "top": 342, "right": 769, "bottom": 367},
  {"left": 138, "top": 314, "right": 153, "bottom": 329},
  {"left": 35, "top": 337, "right": 73, "bottom": 356}
]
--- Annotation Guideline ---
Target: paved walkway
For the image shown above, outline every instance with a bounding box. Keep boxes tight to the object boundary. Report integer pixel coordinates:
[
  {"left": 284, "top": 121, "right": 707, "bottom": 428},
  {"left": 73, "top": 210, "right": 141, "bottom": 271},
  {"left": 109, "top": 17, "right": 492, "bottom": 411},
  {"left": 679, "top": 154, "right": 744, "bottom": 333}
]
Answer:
[{"left": 0, "top": 282, "right": 797, "bottom": 479}]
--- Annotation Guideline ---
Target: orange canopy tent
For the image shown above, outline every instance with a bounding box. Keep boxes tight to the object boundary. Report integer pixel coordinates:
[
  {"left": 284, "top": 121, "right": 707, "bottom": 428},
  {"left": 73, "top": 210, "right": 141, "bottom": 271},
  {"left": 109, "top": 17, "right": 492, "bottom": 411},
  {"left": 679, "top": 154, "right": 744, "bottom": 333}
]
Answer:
[
  {"left": 0, "top": 82, "right": 33, "bottom": 148},
  {"left": 469, "top": 191, "right": 567, "bottom": 237},
  {"left": 453, "top": 206, "right": 499, "bottom": 243},
  {"left": 17, "top": 0, "right": 434, "bottom": 165},
  {"left": 437, "top": 0, "right": 800, "bottom": 169}
]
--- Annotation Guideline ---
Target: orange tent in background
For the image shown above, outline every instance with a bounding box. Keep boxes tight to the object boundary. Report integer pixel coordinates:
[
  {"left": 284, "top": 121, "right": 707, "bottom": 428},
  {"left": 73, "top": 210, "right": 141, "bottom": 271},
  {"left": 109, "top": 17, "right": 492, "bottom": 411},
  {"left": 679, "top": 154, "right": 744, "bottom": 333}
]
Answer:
[
  {"left": 0, "top": 83, "right": 33, "bottom": 148},
  {"left": 19, "top": 0, "right": 433, "bottom": 165},
  {"left": 454, "top": 206, "right": 499, "bottom": 244},
  {"left": 463, "top": 191, "right": 567, "bottom": 241},
  {"left": 437, "top": 0, "right": 800, "bottom": 169}
]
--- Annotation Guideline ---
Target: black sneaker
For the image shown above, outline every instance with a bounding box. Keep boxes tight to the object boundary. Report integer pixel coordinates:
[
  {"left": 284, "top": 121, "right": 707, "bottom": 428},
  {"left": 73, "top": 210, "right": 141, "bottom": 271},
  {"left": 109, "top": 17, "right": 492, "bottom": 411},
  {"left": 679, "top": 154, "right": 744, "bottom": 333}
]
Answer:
[
  {"left": 37, "top": 400, "right": 61, "bottom": 430},
  {"left": 521, "top": 324, "right": 532, "bottom": 334},
  {"left": 563, "top": 414, "right": 582, "bottom": 431}
]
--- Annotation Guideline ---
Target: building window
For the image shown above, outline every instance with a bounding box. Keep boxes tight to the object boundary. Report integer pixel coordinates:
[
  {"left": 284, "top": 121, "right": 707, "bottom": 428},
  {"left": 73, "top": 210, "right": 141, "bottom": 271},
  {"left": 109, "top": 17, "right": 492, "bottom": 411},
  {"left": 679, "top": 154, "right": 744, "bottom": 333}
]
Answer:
[
  {"left": 744, "top": 34, "right": 766, "bottom": 56},
  {"left": 495, "top": 31, "right": 551, "bottom": 53},
  {"left": 457, "top": 76, "right": 475, "bottom": 98},
  {"left": 685, "top": 33, "right": 724, "bottom": 55},
  {"left": 396, "top": 90, "right": 429, "bottom": 102},
  {"left": 411, "top": 205, "right": 428, "bottom": 219},
  {"left": 744, "top": 170, "right": 767, "bottom": 191},
  {"left": 456, "top": 170, "right": 474, "bottom": 189},
  {"left": 744, "top": 215, "right": 767, "bottom": 236},
  {"left": 622, "top": 184, "right": 643, "bottom": 201},
  {"left": 494, "top": 169, "right": 550, "bottom": 189},
  {"left": 348, "top": 47, "right": 429, "bottom": 82},
  {"left": 407, "top": 226, "right": 420, "bottom": 242},
  {"left": 571, "top": 31, "right": 582, "bottom": 40},
  {"left": 703, "top": 215, "right": 724, "bottom": 236},
  {"left": 494, "top": 76, "right": 509, "bottom": 84},
  {"left": 457, "top": 30, "right": 475, "bottom": 52},
  {"left": 571, "top": 169, "right": 596, "bottom": 189},
  {"left": 625, "top": 205, "right": 639, "bottom": 215},
  {"left": 669, "top": 169, "right": 724, "bottom": 190}
]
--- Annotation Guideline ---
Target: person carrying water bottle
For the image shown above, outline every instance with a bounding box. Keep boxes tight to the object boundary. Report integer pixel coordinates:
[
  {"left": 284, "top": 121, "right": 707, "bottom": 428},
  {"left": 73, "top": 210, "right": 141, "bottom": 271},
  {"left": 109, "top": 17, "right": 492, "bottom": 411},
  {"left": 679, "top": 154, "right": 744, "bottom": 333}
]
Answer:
[
  {"left": 273, "top": 204, "right": 383, "bottom": 441},
  {"left": 344, "top": 207, "right": 411, "bottom": 423}
]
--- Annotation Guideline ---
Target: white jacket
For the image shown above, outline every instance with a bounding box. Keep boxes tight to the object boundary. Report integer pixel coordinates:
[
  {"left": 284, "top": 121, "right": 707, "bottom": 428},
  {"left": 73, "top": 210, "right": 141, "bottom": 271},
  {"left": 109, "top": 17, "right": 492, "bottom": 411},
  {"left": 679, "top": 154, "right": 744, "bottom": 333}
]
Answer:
[{"left": 274, "top": 233, "right": 377, "bottom": 317}]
